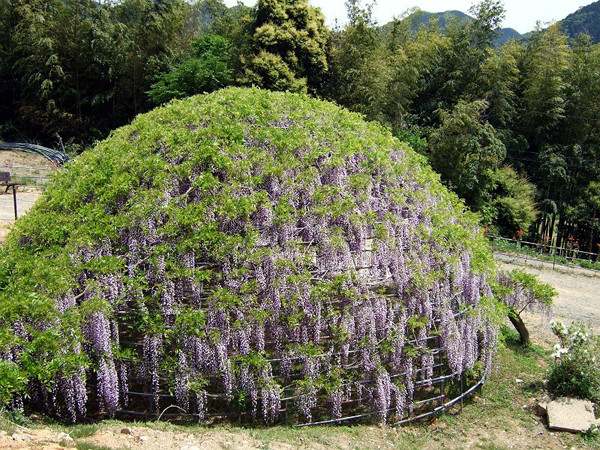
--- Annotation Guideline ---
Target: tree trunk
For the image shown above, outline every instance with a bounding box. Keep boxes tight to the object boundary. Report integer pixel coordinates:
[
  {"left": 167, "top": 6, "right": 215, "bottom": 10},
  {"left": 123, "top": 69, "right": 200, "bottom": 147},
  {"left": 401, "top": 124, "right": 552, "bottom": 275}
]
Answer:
[
  {"left": 549, "top": 213, "right": 556, "bottom": 247},
  {"left": 509, "top": 311, "right": 530, "bottom": 346},
  {"left": 589, "top": 211, "right": 596, "bottom": 253}
]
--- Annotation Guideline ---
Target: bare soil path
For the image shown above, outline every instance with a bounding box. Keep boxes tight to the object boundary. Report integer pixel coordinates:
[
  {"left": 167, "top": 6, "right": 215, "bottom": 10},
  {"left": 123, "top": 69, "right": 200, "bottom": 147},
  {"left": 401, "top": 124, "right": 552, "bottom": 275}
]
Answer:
[
  {"left": 0, "top": 150, "right": 52, "bottom": 243},
  {"left": 0, "top": 188, "right": 42, "bottom": 242},
  {"left": 497, "top": 253, "right": 600, "bottom": 336}
]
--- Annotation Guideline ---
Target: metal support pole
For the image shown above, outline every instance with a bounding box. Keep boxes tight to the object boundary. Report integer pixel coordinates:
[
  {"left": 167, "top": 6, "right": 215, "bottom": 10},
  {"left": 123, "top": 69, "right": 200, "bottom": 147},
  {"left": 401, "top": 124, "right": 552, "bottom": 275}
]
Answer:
[{"left": 12, "top": 185, "right": 17, "bottom": 220}]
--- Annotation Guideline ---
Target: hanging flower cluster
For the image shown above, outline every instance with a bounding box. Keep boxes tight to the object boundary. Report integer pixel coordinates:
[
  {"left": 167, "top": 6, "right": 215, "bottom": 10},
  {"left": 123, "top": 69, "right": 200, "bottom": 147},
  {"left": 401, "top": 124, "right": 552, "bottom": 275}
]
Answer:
[
  {"left": 0, "top": 88, "right": 497, "bottom": 424},
  {"left": 496, "top": 270, "right": 554, "bottom": 317}
]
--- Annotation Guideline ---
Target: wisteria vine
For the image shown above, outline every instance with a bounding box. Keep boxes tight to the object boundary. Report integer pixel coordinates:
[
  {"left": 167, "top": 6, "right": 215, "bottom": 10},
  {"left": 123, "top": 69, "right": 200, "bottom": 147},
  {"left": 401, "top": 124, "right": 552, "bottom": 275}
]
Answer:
[{"left": 0, "top": 88, "right": 498, "bottom": 425}]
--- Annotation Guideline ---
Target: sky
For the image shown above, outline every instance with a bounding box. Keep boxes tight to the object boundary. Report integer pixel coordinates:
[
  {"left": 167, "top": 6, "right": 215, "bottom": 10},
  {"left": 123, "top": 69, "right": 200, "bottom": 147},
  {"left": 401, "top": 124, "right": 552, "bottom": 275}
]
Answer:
[{"left": 223, "top": 0, "right": 596, "bottom": 34}]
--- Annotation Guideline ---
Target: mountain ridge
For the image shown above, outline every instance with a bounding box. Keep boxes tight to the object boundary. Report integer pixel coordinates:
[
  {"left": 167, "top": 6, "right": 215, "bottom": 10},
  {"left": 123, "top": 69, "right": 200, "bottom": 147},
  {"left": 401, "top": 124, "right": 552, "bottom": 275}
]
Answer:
[
  {"left": 383, "top": 2, "right": 600, "bottom": 46},
  {"left": 560, "top": 1, "right": 600, "bottom": 43},
  {"left": 382, "top": 9, "right": 522, "bottom": 46}
]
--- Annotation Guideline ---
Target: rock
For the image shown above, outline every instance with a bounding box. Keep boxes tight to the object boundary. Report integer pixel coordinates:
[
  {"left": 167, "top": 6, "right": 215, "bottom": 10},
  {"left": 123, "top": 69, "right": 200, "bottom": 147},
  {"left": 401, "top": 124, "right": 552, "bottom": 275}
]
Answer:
[
  {"left": 547, "top": 398, "right": 598, "bottom": 433},
  {"left": 121, "top": 427, "right": 133, "bottom": 435},
  {"left": 11, "top": 432, "right": 33, "bottom": 441},
  {"left": 535, "top": 401, "right": 549, "bottom": 417},
  {"left": 515, "top": 378, "right": 524, "bottom": 384},
  {"left": 57, "top": 432, "right": 75, "bottom": 447}
]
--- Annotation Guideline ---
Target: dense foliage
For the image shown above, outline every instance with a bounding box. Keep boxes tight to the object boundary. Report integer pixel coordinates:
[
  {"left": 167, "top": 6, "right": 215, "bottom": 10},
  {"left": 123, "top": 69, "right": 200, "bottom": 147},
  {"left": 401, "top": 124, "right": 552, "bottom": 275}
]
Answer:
[
  {"left": 147, "top": 34, "right": 234, "bottom": 105},
  {"left": 240, "top": 0, "right": 329, "bottom": 93},
  {"left": 0, "top": 88, "right": 498, "bottom": 423},
  {"left": 326, "top": 3, "right": 600, "bottom": 253},
  {"left": 561, "top": 1, "right": 600, "bottom": 44},
  {"left": 1, "top": 0, "right": 598, "bottom": 256}
]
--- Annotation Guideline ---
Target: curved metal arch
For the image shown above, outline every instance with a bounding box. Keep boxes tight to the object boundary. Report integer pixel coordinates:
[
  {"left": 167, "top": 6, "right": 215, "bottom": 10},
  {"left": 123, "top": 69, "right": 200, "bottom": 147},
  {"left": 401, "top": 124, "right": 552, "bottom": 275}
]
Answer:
[{"left": 0, "top": 142, "right": 70, "bottom": 165}]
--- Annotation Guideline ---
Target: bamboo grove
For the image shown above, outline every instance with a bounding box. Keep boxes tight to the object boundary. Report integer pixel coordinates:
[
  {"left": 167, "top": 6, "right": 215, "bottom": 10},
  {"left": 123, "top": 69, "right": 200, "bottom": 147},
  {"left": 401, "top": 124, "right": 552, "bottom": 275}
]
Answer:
[{"left": 0, "top": 0, "right": 599, "bottom": 251}]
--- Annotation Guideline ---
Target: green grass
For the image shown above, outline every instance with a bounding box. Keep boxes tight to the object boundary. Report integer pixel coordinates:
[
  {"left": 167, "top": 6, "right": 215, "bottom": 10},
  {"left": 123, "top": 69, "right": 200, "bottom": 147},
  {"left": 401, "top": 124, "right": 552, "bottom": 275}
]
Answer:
[
  {"left": 66, "top": 423, "right": 102, "bottom": 439},
  {"left": 76, "top": 443, "right": 122, "bottom": 450}
]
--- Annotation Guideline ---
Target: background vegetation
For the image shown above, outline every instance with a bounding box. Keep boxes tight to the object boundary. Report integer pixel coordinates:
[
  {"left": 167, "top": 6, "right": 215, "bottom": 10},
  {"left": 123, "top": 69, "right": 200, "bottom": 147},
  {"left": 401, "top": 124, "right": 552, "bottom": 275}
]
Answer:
[{"left": 0, "top": 0, "right": 599, "bottom": 253}]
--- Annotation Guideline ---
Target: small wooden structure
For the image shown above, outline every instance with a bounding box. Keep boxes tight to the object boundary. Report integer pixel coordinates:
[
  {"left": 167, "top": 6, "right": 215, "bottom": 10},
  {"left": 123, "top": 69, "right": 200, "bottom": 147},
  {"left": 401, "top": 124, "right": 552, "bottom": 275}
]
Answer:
[{"left": 0, "top": 171, "right": 19, "bottom": 220}]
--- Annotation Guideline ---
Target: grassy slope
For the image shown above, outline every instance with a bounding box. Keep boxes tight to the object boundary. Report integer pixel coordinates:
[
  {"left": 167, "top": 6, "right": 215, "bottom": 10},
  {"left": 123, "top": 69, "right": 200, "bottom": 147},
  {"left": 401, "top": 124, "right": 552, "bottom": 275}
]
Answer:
[{"left": 3, "top": 330, "right": 598, "bottom": 449}]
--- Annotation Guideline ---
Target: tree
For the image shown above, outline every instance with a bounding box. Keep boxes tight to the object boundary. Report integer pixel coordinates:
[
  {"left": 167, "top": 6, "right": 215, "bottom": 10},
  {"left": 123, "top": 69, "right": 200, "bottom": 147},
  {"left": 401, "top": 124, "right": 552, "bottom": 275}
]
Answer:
[
  {"left": 148, "top": 35, "right": 234, "bottom": 104},
  {"left": 521, "top": 24, "right": 570, "bottom": 146},
  {"left": 1, "top": 0, "right": 189, "bottom": 145},
  {"left": 484, "top": 167, "right": 538, "bottom": 237},
  {"left": 326, "top": 1, "right": 390, "bottom": 120},
  {"left": 185, "top": 0, "right": 253, "bottom": 76},
  {"left": 8, "top": 0, "right": 130, "bottom": 142},
  {"left": 383, "top": 25, "right": 448, "bottom": 132},
  {"left": 479, "top": 41, "right": 521, "bottom": 129},
  {"left": 428, "top": 100, "right": 506, "bottom": 209},
  {"left": 111, "top": 0, "right": 189, "bottom": 116},
  {"left": 241, "top": 0, "right": 330, "bottom": 93},
  {"left": 497, "top": 270, "right": 556, "bottom": 346}
]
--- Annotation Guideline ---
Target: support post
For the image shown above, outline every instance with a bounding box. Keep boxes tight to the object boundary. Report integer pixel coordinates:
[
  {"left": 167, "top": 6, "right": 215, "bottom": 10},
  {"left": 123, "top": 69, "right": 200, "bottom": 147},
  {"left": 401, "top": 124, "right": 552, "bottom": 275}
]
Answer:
[{"left": 12, "top": 185, "right": 17, "bottom": 220}]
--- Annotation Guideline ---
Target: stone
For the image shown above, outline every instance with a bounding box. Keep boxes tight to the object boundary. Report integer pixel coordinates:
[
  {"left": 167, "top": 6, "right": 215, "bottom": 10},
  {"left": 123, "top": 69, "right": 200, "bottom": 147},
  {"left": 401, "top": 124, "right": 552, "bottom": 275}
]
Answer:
[
  {"left": 534, "top": 401, "right": 549, "bottom": 417},
  {"left": 57, "top": 432, "right": 75, "bottom": 447},
  {"left": 515, "top": 378, "right": 524, "bottom": 384},
  {"left": 11, "top": 432, "right": 33, "bottom": 441},
  {"left": 547, "top": 398, "right": 598, "bottom": 433},
  {"left": 120, "top": 427, "right": 133, "bottom": 435}
]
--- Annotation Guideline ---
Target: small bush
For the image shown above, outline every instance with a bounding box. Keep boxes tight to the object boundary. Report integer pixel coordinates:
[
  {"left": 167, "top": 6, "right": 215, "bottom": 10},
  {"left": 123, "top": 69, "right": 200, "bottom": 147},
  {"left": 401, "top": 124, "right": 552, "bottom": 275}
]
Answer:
[{"left": 547, "top": 321, "right": 600, "bottom": 403}]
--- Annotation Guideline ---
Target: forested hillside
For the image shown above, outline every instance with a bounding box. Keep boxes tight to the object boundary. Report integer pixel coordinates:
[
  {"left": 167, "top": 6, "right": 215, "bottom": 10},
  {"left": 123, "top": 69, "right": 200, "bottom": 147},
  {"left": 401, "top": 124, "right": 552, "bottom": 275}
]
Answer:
[
  {"left": 0, "top": 0, "right": 598, "bottom": 255},
  {"left": 561, "top": 1, "right": 600, "bottom": 43},
  {"left": 384, "top": 1, "right": 600, "bottom": 47},
  {"left": 385, "top": 8, "right": 522, "bottom": 46}
]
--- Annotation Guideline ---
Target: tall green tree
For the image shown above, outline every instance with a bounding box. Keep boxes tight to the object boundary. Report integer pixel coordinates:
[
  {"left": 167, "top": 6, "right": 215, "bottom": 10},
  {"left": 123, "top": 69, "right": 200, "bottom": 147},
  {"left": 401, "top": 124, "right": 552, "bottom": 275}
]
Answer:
[
  {"left": 8, "top": 0, "right": 129, "bottom": 141},
  {"left": 428, "top": 100, "right": 506, "bottom": 208},
  {"left": 148, "top": 34, "right": 234, "bottom": 104},
  {"left": 485, "top": 166, "right": 538, "bottom": 236},
  {"left": 241, "top": 0, "right": 330, "bottom": 93},
  {"left": 521, "top": 24, "right": 570, "bottom": 146},
  {"left": 111, "top": 0, "right": 189, "bottom": 116},
  {"left": 326, "top": 1, "right": 391, "bottom": 120}
]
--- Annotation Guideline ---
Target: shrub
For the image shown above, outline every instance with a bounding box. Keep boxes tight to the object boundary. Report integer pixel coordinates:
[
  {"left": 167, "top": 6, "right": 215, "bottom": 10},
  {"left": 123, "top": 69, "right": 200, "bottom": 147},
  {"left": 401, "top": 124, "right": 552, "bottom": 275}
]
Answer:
[
  {"left": 495, "top": 269, "right": 556, "bottom": 346},
  {"left": 547, "top": 321, "right": 600, "bottom": 403},
  {"left": 0, "top": 88, "right": 497, "bottom": 424}
]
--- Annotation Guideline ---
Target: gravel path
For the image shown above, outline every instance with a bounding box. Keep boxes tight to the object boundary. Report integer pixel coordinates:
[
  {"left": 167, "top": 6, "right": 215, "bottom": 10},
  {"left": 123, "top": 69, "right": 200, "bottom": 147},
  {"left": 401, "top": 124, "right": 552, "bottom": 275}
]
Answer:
[{"left": 497, "top": 252, "right": 600, "bottom": 333}]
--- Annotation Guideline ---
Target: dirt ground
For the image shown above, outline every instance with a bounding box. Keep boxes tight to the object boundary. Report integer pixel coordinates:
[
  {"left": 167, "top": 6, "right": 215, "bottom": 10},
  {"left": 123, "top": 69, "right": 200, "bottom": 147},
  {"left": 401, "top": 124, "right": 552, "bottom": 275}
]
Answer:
[
  {"left": 497, "top": 252, "right": 600, "bottom": 339},
  {"left": 0, "top": 188, "right": 42, "bottom": 242},
  {"left": 0, "top": 150, "right": 57, "bottom": 186},
  {"left": 0, "top": 150, "right": 54, "bottom": 242}
]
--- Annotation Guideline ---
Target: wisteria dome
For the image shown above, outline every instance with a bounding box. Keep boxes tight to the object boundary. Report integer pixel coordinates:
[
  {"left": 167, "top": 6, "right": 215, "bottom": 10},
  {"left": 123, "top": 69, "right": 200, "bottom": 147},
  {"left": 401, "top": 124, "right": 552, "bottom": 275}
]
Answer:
[{"left": 0, "top": 88, "right": 498, "bottom": 424}]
